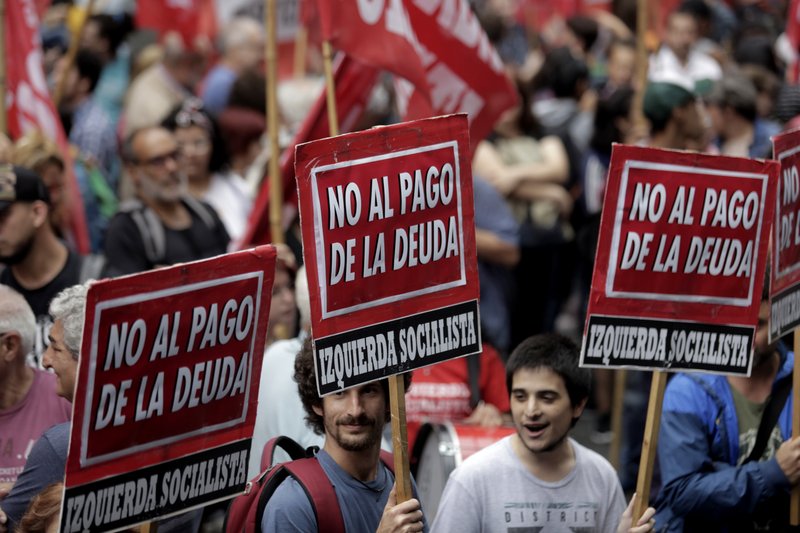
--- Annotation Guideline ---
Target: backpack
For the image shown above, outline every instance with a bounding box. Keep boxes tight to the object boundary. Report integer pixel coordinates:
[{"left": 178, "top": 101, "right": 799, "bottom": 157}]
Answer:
[
  {"left": 118, "top": 196, "right": 219, "bottom": 266},
  {"left": 224, "top": 436, "right": 395, "bottom": 533}
]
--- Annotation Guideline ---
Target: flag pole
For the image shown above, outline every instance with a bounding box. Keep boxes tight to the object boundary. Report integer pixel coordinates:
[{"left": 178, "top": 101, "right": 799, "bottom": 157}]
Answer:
[
  {"left": 630, "top": 0, "right": 649, "bottom": 129},
  {"left": 265, "top": 0, "right": 283, "bottom": 246},
  {"left": 53, "top": 0, "right": 97, "bottom": 108},
  {"left": 294, "top": 26, "right": 308, "bottom": 79},
  {"left": 322, "top": 41, "right": 339, "bottom": 137}
]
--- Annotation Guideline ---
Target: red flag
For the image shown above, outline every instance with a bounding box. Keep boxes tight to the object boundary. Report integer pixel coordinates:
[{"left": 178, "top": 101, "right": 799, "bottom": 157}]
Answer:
[
  {"left": 6, "top": 0, "right": 90, "bottom": 253},
  {"left": 787, "top": 0, "right": 800, "bottom": 83},
  {"left": 396, "top": 0, "right": 518, "bottom": 151},
  {"left": 314, "top": 0, "right": 430, "bottom": 97},
  {"left": 240, "top": 55, "right": 380, "bottom": 247},
  {"left": 135, "top": 0, "right": 218, "bottom": 47}
]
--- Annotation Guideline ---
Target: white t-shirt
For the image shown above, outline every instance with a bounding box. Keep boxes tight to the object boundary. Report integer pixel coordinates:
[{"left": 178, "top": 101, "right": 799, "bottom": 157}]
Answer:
[{"left": 431, "top": 436, "right": 626, "bottom": 533}]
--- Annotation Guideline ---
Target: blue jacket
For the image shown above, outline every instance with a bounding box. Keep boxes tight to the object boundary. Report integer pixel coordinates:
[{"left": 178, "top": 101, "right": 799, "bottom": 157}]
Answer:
[{"left": 654, "top": 347, "right": 793, "bottom": 532}]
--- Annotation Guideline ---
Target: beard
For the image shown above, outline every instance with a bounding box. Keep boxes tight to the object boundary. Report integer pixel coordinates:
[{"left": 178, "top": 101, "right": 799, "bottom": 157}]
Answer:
[
  {"left": 138, "top": 170, "right": 187, "bottom": 203},
  {"left": 327, "top": 413, "right": 383, "bottom": 452},
  {"left": 0, "top": 234, "right": 35, "bottom": 265}
]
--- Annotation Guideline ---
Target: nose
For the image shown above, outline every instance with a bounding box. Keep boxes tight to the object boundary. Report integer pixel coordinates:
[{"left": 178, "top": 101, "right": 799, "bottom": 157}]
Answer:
[
  {"left": 42, "top": 346, "right": 53, "bottom": 370},
  {"left": 345, "top": 390, "right": 365, "bottom": 417},
  {"left": 525, "top": 396, "right": 542, "bottom": 418}
]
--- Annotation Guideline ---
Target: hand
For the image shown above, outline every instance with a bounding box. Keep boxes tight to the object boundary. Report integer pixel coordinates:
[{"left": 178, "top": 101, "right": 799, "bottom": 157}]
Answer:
[
  {"left": 776, "top": 437, "right": 800, "bottom": 484},
  {"left": 617, "top": 493, "right": 655, "bottom": 533},
  {"left": 464, "top": 402, "right": 504, "bottom": 427},
  {"left": 0, "top": 484, "right": 10, "bottom": 533},
  {"left": 375, "top": 483, "right": 425, "bottom": 533}
]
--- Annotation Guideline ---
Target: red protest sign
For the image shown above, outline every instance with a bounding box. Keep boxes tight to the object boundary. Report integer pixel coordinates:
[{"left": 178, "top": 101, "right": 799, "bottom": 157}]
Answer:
[
  {"left": 771, "top": 129, "right": 800, "bottom": 341},
  {"left": 60, "top": 247, "right": 276, "bottom": 533},
  {"left": 580, "top": 144, "right": 778, "bottom": 375},
  {"left": 296, "top": 114, "right": 480, "bottom": 395}
]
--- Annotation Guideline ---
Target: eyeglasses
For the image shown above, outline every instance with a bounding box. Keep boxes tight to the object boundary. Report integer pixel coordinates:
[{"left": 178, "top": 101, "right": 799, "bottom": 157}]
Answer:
[{"left": 137, "top": 150, "right": 180, "bottom": 169}]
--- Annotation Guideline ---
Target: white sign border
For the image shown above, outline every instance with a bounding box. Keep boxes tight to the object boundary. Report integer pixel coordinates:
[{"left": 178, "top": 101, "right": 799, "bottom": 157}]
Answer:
[
  {"left": 606, "top": 160, "right": 769, "bottom": 307},
  {"left": 310, "top": 141, "right": 467, "bottom": 320}
]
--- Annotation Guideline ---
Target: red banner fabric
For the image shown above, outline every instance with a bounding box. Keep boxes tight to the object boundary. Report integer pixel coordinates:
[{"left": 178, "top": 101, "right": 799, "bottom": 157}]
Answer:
[
  {"left": 6, "top": 0, "right": 90, "bottom": 253},
  {"left": 240, "top": 54, "right": 380, "bottom": 247},
  {"left": 135, "top": 0, "right": 218, "bottom": 46},
  {"left": 787, "top": 0, "right": 800, "bottom": 83},
  {"left": 314, "top": 0, "right": 430, "bottom": 96},
  {"left": 395, "top": 0, "right": 518, "bottom": 151}
]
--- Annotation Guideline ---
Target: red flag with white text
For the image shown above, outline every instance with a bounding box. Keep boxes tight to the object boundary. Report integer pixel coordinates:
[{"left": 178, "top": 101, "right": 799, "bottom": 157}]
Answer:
[
  {"left": 396, "top": 0, "right": 518, "bottom": 150},
  {"left": 314, "top": 0, "right": 430, "bottom": 97},
  {"left": 240, "top": 54, "right": 380, "bottom": 247},
  {"left": 6, "top": 0, "right": 90, "bottom": 253}
]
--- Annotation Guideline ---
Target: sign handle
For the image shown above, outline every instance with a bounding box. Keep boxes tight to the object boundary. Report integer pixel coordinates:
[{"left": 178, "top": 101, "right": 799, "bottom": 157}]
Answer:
[
  {"left": 53, "top": 0, "right": 97, "bottom": 108},
  {"left": 609, "top": 369, "right": 626, "bottom": 470},
  {"left": 389, "top": 374, "right": 413, "bottom": 502},
  {"left": 792, "top": 330, "right": 800, "bottom": 525},
  {"left": 633, "top": 370, "right": 667, "bottom": 522},
  {"left": 139, "top": 521, "right": 158, "bottom": 532},
  {"left": 322, "top": 41, "right": 339, "bottom": 137}
]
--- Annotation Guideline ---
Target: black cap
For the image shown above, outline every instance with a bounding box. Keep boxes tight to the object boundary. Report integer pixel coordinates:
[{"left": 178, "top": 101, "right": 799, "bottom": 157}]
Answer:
[{"left": 0, "top": 165, "right": 50, "bottom": 211}]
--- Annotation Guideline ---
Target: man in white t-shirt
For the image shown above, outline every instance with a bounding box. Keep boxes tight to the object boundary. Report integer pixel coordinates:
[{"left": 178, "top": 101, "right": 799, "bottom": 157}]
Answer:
[
  {"left": 432, "top": 333, "right": 655, "bottom": 533},
  {"left": 648, "top": 6, "right": 722, "bottom": 92}
]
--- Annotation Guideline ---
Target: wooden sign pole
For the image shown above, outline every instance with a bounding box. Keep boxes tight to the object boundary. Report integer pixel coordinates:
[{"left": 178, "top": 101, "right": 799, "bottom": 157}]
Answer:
[
  {"left": 320, "top": 39, "right": 412, "bottom": 503},
  {"left": 608, "top": 369, "right": 627, "bottom": 470},
  {"left": 389, "top": 375, "right": 413, "bottom": 501},
  {"left": 322, "top": 41, "right": 339, "bottom": 137},
  {"left": 265, "top": 0, "right": 283, "bottom": 246},
  {"left": 791, "top": 331, "right": 800, "bottom": 524},
  {"left": 633, "top": 371, "right": 667, "bottom": 521},
  {"left": 630, "top": 0, "right": 649, "bottom": 129},
  {"left": 294, "top": 26, "right": 308, "bottom": 79},
  {"left": 53, "top": 0, "right": 97, "bottom": 108}
]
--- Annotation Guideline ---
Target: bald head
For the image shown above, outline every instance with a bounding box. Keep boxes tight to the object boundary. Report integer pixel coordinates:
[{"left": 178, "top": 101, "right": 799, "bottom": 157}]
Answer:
[{"left": 0, "top": 285, "right": 36, "bottom": 357}]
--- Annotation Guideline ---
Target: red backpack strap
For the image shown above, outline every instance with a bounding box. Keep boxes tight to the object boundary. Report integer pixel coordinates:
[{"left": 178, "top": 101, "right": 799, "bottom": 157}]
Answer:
[
  {"left": 260, "top": 436, "right": 307, "bottom": 471},
  {"left": 282, "top": 458, "right": 346, "bottom": 533}
]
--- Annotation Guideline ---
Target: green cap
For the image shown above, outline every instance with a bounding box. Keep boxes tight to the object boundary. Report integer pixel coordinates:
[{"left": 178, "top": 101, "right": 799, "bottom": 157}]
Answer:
[{"left": 643, "top": 82, "right": 696, "bottom": 125}]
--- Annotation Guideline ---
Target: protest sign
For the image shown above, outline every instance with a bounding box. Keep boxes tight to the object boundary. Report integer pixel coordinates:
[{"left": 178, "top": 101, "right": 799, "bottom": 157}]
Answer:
[
  {"left": 296, "top": 114, "right": 481, "bottom": 395},
  {"left": 771, "top": 129, "right": 800, "bottom": 341},
  {"left": 60, "top": 246, "right": 276, "bottom": 533},
  {"left": 580, "top": 144, "right": 778, "bottom": 375}
]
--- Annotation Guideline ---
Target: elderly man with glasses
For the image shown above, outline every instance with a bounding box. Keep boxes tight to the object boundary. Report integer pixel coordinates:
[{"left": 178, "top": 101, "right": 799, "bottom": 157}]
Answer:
[{"left": 102, "top": 126, "right": 230, "bottom": 277}]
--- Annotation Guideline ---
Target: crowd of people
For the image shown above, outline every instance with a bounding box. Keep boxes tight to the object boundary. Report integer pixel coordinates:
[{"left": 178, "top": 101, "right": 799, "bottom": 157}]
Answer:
[{"left": 1, "top": 0, "right": 800, "bottom": 531}]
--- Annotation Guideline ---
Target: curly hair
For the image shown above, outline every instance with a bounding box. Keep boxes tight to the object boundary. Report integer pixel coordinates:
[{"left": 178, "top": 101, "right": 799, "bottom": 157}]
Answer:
[
  {"left": 294, "top": 336, "right": 411, "bottom": 435},
  {"left": 17, "top": 482, "right": 62, "bottom": 533}
]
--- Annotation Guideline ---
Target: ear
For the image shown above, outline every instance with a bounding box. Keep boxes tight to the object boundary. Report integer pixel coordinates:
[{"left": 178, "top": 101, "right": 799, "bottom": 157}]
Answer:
[
  {"left": 30, "top": 200, "right": 50, "bottom": 228},
  {"left": 312, "top": 403, "right": 323, "bottom": 418},
  {"left": 1, "top": 331, "right": 22, "bottom": 362},
  {"left": 572, "top": 396, "right": 588, "bottom": 419}
]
